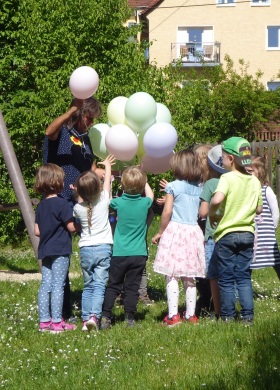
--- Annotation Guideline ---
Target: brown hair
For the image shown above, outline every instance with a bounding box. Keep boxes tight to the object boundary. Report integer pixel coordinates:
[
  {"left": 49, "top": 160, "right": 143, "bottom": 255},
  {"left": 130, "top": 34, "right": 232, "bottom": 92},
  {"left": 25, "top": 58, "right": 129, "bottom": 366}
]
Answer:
[
  {"left": 34, "top": 163, "right": 64, "bottom": 195},
  {"left": 252, "top": 156, "right": 269, "bottom": 186},
  {"left": 170, "top": 149, "right": 202, "bottom": 182},
  {"left": 67, "top": 96, "right": 102, "bottom": 129},
  {"left": 121, "top": 166, "right": 147, "bottom": 195},
  {"left": 194, "top": 144, "right": 213, "bottom": 182},
  {"left": 75, "top": 171, "right": 101, "bottom": 228}
]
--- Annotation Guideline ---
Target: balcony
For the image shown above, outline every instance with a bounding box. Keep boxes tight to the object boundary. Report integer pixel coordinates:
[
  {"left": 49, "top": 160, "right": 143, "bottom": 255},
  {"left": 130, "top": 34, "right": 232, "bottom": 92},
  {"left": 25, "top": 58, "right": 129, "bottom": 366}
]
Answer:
[{"left": 171, "top": 42, "right": 221, "bottom": 67}]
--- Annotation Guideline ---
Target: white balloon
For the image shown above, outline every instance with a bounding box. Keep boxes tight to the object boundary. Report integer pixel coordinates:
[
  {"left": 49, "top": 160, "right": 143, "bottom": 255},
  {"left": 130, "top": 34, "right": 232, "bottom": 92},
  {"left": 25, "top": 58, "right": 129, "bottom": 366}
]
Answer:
[
  {"left": 143, "top": 122, "right": 178, "bottom": 158},
  {"left": 88, "top": 123, "right": 109, "bottom": 160},
  {"left": 141, "top": 151, "right": 174, "bottom": 174},
  {"left": 156, "top": 103, "right": 172, "bottom": 124},
  {"left": 105, "top": 124, "right": 138, "bottom": 161},
  {"left": 69, "top": 66, "right": 99, "bottom": 99},
  {"left": 107, "top": 96, "right": 128, "bottom": 126}
]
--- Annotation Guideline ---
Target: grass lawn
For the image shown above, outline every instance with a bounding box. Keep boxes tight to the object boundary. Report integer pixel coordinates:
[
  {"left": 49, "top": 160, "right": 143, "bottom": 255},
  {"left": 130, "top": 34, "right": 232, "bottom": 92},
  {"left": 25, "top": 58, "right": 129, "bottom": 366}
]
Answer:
[{"left": 1, "top": 219, "right": 280, "bottom": 389}]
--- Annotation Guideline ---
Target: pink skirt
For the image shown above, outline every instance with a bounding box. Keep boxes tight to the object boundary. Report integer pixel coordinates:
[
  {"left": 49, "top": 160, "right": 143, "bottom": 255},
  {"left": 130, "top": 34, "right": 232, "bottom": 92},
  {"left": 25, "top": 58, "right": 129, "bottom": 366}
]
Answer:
[{"left": 153, "top": 221, "right": 206, "bottom": 277}]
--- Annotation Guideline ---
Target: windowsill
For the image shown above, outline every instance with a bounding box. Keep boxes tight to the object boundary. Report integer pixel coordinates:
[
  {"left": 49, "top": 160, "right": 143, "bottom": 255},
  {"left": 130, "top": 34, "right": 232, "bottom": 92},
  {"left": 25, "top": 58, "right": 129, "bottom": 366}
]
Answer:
[{"left": 216, "top": 3, "right": 236, "bottom": 6}]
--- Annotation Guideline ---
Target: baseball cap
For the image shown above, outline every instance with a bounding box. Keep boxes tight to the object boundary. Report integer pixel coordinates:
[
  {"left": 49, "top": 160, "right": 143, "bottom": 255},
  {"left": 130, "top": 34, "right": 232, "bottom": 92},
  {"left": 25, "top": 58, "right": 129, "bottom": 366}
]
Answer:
[
  {"left": 207, "top": 145, "right": 227, "bottom": 174},
  {"left": 222, "top": 137, "right": 252, "bottom": 167}
]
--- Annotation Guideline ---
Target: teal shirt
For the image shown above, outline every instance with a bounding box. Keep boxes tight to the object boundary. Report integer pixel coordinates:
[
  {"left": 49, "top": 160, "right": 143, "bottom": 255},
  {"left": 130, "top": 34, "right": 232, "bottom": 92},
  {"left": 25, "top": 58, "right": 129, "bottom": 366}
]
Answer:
[
  {"left": 110, "top": 193, "right": 153, "bottom": 256},
  {"left": 200, "top": 178, "right": 219, "bottom": 241}
]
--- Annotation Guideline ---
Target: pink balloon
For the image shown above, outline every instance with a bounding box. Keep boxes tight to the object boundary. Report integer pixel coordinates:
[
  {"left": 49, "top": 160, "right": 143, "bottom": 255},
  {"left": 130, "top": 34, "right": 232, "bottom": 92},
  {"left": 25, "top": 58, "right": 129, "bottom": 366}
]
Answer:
[
  {"left": 141, "top": 151, "right": 174, "bottom": 174},
  {"left": 69, "top": 66, "right": 99, "bottom": 99},
  {"left": 105, "top": 124, "right": 138, "bottom": 161}
]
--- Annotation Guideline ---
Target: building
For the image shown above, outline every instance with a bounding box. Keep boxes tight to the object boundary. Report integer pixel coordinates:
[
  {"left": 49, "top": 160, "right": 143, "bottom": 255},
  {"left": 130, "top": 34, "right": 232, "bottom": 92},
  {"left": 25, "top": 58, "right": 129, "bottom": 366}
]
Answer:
[{"left": 128, "top": 0, "right": 280, "bottom": 90}]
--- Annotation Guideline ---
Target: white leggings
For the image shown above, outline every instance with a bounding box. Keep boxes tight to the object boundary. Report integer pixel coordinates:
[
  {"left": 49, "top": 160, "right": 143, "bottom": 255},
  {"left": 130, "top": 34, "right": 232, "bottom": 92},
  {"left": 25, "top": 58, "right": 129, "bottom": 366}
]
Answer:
[{"left": 166, "top": 276, "right": 196, "bottom": 319}]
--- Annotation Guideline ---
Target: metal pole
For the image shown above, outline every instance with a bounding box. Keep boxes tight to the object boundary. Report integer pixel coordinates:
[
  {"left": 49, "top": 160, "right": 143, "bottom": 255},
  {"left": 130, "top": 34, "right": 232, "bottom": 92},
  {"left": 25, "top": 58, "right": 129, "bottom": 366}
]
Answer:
[{"left": 0, "top": 110, "right": 39, "bottom": 260}]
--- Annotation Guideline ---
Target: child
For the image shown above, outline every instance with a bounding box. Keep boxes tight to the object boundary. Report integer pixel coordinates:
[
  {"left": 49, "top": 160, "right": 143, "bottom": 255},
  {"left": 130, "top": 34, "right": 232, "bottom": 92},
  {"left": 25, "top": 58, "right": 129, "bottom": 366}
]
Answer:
[
  {"left": 34, "top": 163, "right": 79, "bottom": 333},
  {"left": 100, "top": 166, "right": 154, "bottom": 328},
  {"left": 199, "top": 145, "right": 227, "bottom": 318},
  {"left": 152, "top": 150, "right": 205, "bottom": 327},
  {"left": 73, "top": 155, "right": 115, "bottom": 332},
  {"left": 248, "top": 156, "right": 280, "bottom": 276},
  {"left": 209, "top": 137, "right": 262, "bottom": 324}
]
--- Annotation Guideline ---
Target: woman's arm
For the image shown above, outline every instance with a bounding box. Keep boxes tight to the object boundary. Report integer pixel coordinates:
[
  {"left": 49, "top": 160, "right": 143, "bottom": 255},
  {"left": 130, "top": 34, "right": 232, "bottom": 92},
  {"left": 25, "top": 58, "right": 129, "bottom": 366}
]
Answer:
[{"left": 46, "top": 106, "right": 78, "bottom": 141}]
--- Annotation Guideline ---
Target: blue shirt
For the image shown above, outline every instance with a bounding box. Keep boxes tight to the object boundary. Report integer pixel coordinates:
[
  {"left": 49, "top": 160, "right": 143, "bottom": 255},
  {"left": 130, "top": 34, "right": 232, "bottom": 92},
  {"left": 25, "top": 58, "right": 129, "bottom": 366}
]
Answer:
[
  {"left": 165, "top": 180, "right": 202, "bottom": 224},
  {"left": 35, "top": 197, "right": 73, "bottom": 259},
  {"left": 43, "top": 125, "right": 94, "bottom": 202}
]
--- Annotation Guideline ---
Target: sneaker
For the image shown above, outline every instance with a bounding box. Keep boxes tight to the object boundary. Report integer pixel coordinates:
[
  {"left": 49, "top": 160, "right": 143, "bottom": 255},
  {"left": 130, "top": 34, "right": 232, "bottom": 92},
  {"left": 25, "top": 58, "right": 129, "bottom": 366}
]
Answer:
[
  {"left": 100, "top": 316, "right": 111, "bottom": 330},
  {"left": 50, "top": 320, "right": 77, "bottom": 334},
  {"left": 86, "top": 315, "right": 99, "bottom": 332},
  {"left": 182, "top": 311, "right": 199, "bottom": 324},
  {"left": 138, "top": 294, "right": 153, "bottom": 306},
  {"left": 241, "top": 318, "right": 253, "bottom": 327},
  {"left": 127, "top": 318, "right": 136, "bottom": 327},
  {"left": 162, "top": 313, "right": 182, "bottom": 327},
  {"left": 82, "top": 321, "right": 88, "bottom": 332},
  {"left": 39, "top": 320, "right": 52, "bottom": 332}
]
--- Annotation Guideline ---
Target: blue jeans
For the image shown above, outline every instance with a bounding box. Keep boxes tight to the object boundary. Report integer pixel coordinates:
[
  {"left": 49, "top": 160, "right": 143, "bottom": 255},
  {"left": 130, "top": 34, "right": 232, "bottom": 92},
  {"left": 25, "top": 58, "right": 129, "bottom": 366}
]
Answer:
[
  {"left": 38, "top": 255, "right": 70, "bottom": 323},
  {"left": 80, "top": 244, "right": 112, "bottom": 320},
  {"left": 216, "top": 232, "right": 254, "bottom": 321}
]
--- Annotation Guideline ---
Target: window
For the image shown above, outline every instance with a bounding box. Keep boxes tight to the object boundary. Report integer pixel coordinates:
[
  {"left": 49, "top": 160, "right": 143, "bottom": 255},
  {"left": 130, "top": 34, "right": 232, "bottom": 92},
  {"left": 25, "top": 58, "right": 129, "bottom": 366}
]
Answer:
[
  {"left": 267, "top": 26, "right": 280, "bottom": 49},
  {"left": 217, "top": 0, "right": 235, "bottom": 4},
  {"left": 251, "top": 0, "right": 270, "bottom": 5},
  {"left": 267, "top": 82, "right": 280, "bottom": 91}
]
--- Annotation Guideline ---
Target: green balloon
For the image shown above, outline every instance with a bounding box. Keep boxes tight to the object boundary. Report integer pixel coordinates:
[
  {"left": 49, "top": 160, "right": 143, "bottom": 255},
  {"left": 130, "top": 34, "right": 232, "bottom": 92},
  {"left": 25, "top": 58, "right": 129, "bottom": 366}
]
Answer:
[{"left": 88, "top": 123, "right": 109, "bottom": 159}]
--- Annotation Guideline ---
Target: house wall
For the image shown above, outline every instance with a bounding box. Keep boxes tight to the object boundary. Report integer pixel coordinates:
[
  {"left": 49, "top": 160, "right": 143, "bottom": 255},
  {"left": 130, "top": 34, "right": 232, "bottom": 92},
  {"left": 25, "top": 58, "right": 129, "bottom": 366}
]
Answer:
[{"left": 145, "top": 0, "right": 280, "bottom": 87}]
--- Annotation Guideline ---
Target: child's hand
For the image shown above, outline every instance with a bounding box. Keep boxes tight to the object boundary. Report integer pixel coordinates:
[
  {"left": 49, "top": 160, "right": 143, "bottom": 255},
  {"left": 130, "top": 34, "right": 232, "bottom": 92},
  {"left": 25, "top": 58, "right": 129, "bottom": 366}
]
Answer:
[
  {"left": 152, "top": 232, "right": 162, "bottom": 245},
  {"left": 209, "top": 214, "right": 222, "bottom": 228},
  {"left": 156, "top": 196, "right": 166, "bottom": 206},
  {"left": 97, "top": 154, "right": 116, "bottom": 169},
  {"left": 159, "top": 179, "right": 169, "bottom": 191}
]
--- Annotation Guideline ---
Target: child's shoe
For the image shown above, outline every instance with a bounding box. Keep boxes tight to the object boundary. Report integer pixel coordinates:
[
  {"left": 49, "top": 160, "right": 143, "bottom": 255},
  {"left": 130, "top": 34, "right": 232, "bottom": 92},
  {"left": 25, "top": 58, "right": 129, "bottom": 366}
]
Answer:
[
  {"left": 82, "top": 321, "right": 88, "bottom": 332},
  {"left": 183, "top": 313, "right": 199, "bottom": 324},
  {"left": 50, "top": 320, "right": 77, "bottom": 334},
  {"left": 138, "top": 294, "right": 153, "bottom": 306},
  {"left": 100, "top": 316, "right": 111, "bottom": 330},
  {"left": 86, "top": 315, "right": 99, "bottom": 332},
  {"left": 162, "top": 313, "right": 182, "bottom": 327},
  {"left": 39, "top": 320, "right": 52, "bottom": 332}
]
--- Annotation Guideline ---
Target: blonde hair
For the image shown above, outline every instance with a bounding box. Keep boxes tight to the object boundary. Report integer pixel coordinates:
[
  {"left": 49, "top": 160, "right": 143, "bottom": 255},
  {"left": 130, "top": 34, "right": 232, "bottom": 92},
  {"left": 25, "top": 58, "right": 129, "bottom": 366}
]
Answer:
[
  {"left": 75, "top": 171, "right": 101, "bottom": 228},
  {"left": 34, "top": 163, "right": 64, "bottom": 195},
  {"left": 170, "top": 149, "right": 201, "bottom": 182},
  {"left": 121, "top": 166, "right": 147, "bottom": 195},
  {"left": 252, "top": 156, "right": 269, "bottom": 186},
  {"left": 194, "top": 144, "right": 213, "bottom": 182}
]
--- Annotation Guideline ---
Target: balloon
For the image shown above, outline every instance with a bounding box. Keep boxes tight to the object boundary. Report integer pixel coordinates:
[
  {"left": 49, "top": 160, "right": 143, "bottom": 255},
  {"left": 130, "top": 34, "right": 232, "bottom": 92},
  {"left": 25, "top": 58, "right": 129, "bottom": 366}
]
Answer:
[
  {"left": 156, "top": 103, "right": 172, "bottom": 124},
  {"left": 125, "top": 92, "right": 157, "bottom": 134},
  {"left": 141, "top": 151, "right": 174, "bottom": 174},
  {"left": 69, "top": 66, "right": 99, "bottom": 99},
  {"left": 88, "top": 123, "right": 109, "bottom": 159},
  {"left": 143, "top": 122, "right": 178, "bottom": 158},
  {"left": 105, "top": 124, "right": 138, "bottom": 161},
  {"left": 107, "top": 96, "right": 128, "bottom": 126}
]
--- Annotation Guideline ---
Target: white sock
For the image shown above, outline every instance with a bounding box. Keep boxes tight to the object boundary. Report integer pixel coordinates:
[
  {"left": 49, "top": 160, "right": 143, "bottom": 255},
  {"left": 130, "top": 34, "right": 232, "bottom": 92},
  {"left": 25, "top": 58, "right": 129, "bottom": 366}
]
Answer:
[
  {"left": 166, "top": 276, "right": 179, "bottom": 318},
  {"left": 183, "top": 278, "right": 196, "bottom": 319}
]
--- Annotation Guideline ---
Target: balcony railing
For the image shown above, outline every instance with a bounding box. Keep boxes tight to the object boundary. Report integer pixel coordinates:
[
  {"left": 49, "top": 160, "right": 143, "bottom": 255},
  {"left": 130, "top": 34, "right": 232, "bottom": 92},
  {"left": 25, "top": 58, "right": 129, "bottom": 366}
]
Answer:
[{"left": 171, "top": 41, "right": 221, "bottom": 66}]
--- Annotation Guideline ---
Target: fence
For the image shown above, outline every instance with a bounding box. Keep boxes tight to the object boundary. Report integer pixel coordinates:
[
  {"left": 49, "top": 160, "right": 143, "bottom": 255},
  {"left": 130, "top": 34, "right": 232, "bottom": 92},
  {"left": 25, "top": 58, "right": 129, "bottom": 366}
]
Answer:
[{"left": 251, "top": 140, "right": 280, "bottom": 205}]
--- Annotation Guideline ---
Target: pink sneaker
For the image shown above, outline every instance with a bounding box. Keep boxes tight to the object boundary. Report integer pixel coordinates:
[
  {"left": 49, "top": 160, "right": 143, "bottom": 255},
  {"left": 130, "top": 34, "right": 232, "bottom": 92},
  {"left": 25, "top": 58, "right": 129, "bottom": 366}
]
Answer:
[
  {"left": 86, "top": 315, "right": 99, "bottom": 332},
  {"left": 162, "top": 313, "right": 182, "bottom": 327},
  {"left": 183, "top": 313, "right": 199, "bottom": 324},
  {"left": 39, "top": 320, "right": 52, "bottom": 332},
  {"left": 82, "top": 321, "right": 88, "bottom": 332},
  {"left": 50, "top": 320, "right": 77, "bottom": 334}
]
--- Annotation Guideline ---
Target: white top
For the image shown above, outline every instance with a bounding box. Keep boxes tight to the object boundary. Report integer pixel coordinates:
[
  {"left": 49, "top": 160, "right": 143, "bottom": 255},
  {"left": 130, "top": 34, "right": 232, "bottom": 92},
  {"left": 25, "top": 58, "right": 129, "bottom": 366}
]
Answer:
[{"left": 73, "top": 190, "right": 113, "bottom": 247}]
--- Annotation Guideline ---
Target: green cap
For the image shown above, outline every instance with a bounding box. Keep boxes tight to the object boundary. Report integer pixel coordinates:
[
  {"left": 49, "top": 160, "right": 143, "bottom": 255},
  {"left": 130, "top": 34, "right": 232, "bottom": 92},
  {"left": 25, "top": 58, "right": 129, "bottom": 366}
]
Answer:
[{"left": 222, "top": 137, "right": 252, "bottom": 167}]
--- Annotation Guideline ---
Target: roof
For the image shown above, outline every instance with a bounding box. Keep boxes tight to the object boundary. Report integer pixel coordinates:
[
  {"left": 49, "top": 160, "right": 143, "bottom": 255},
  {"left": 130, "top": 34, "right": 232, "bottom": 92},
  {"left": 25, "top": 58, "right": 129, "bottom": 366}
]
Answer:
[{"left": 128, "top": 0, "right": 162, "bottom": 14}]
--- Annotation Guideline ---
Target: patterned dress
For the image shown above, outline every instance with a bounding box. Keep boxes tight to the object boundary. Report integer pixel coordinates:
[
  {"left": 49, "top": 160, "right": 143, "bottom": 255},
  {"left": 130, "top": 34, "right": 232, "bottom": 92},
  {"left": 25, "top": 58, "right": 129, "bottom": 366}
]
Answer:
[
  {"left": 153, "top": 180, "right": 205, "bottom": 278},
  {"left": 250, "top": 185, "right": 280, "bottom": 269}
]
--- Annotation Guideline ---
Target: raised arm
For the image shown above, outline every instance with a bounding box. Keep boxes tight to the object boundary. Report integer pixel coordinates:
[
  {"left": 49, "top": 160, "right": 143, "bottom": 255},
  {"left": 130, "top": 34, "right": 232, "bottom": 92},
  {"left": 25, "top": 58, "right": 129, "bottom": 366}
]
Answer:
[
  {"left": 144, "top": 182, "right": 154, "bottom": 202},
  {"left": 97, "top": 154, "right": 116, "bottom": 193},
  {"left": 46, "top": 106, "right": 78, "bottom": 141}
]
